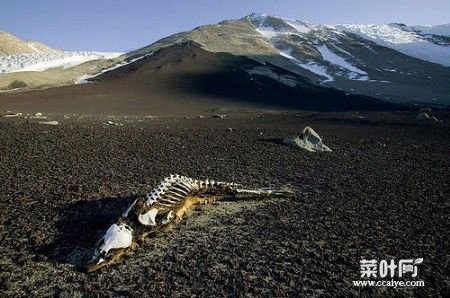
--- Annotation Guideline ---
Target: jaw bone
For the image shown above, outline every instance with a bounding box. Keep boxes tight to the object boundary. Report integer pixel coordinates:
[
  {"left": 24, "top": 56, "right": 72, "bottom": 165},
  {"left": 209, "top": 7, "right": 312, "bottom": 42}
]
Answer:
[{"left": 86, "top": 175, "right": 294, "bottom": 272}]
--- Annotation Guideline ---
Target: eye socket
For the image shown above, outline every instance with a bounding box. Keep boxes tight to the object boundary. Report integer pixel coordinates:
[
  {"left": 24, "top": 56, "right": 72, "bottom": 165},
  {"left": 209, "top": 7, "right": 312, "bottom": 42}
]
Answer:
[{"left": 135, "top": 197, "right": 147, "bottom": 207}]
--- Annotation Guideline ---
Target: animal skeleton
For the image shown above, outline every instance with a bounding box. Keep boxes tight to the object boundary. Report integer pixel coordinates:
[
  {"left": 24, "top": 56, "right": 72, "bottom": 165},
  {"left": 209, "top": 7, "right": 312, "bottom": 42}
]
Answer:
[{"left": 86, "top": 174, "right": 293, "bottom": 272}]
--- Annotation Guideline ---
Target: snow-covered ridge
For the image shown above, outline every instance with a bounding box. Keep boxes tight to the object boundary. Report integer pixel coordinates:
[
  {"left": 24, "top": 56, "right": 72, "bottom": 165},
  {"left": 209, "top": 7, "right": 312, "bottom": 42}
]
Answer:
[
  {"left": 250, "top": 13, "right": 316, "bottom": 37},
  {"left": 251, "top": 14, "right": 370, "bottom": 82},
  {"left": 0, "top": 51, "right": 123, "bottom": 73},
  {"left": 411, "top": 24, "right": 450, "bottom": 37},
  {"left": 280, "top": 50, "right": 334, "bottom": 82},
  {"left": 316, "top": 45, "right": 367, "bottom": 76},
  {"left": 249, "top": 14, "right": 450, "bottom": 67},
  {"left": 333, "top": 24, "right": 450, "bottom": 66}
]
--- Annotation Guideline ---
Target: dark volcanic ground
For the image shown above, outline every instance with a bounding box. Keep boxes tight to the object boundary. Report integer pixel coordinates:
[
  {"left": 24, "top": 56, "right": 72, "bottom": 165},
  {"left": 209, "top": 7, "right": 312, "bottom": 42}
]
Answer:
[{"left": 0, "top": 111, "right": 449, "bottom": 297}]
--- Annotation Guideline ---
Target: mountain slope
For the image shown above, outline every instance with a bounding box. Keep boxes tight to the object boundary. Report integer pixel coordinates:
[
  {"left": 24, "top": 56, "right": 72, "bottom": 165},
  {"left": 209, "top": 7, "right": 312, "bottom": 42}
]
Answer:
[
  {"left": 124, "top": 14, "right": 450, "bottom": 107},
  {"left": 0, "top": 51, "right": 123, "bottom": 74},
  {"left": 1, "top": 15, "right": 449, "bottom": 108},
  {"left": 0, "top": 31, "right": 124, "bottom": 91},
  {"left": 0, "top": 31, "right": 123, "bottom": 74},
  {"left": 0, "top": 41, "right": 402, "bottom": 114},
  {"left": 411, "top": 23, "right": 450, "bottom": 37},
  {"left": 335, "top": 23, "right": 450, "bottom": 65},
  {"left": 0, "top": 31, "right": 59, "bottom": 56}
]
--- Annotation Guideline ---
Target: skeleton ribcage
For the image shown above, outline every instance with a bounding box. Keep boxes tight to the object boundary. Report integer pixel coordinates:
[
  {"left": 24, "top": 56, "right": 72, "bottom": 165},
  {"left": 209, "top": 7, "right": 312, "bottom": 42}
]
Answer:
[
  {"left": 121, "top": 174, "right": 239, "bottom": 223},
  {"left": 88, "top": 174, "right": 292, "bottom": 272},
  {"left": 144, "top": 174, "right": 237, "bottom": 211}
]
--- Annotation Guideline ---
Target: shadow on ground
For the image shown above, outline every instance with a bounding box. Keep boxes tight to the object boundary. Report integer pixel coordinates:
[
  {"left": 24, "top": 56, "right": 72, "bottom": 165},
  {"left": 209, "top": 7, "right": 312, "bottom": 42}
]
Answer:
[
  {"left": 37, "top": 196, "right": 137, "bottom": 269},
  {"left": 259, "top": 138, "right": 285, "bottom": 146}
]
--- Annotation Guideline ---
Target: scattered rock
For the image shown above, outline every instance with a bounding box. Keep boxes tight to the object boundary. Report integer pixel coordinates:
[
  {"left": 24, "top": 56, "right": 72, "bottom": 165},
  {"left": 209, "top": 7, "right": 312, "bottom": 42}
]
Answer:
[
  {"left": 144, "top": 115, "right": 157, "bottom": 120},
  {"left": 2, "top": 111, "right": 22, "bottom": 118},
  {"left": 226, "top": 127, "right": 233, "bottom": 132},
  {"left": 283, "top": 127, "right": 332, "bottom": 152},
  {"left": 416, "top": 112, "right": 441, "bottom": 123},
  {"left": 197, "top": 115, "right": 205, "bottom": 119},
  {"left": 212, "top": 114, "right": 226, "bottom": 119},
  {"left": 104, "top": 120, "right": 123, "bottom": 126},
  {"left": 416, "top": 112, "right": 430, "bottom": 121},
  {"left": 39, "top": 121, "right": 59, "bottom": 125},
  {"left": 31, "top": 112, "right": 47, "bottom": 119},
  {"left": 0, "top": 114, "right": 446, "bottom": 296}
]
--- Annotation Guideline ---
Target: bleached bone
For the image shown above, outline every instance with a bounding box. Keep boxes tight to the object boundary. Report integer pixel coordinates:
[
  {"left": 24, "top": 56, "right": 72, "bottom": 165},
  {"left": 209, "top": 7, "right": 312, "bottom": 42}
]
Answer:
[
  {"left": 235, "top": 187, "right": 294, "bottom": 196},
  {"left": 86, "top": 175, "right": 293, "bottom": 272},
  {"left": 137, "top": 208, "right": 159, "bottom": 226},
  {"left": 122, "top": 199, "right": 138, "bottom": 217},
  {"left": 90, "top": 223, "right": 133, "bottom": 266}
]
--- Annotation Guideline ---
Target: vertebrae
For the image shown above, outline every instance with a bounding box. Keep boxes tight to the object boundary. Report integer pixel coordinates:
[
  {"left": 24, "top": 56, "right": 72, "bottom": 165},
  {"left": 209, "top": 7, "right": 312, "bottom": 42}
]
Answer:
[
  {"left": 87, "top": 174, "right": 293, "bottom": 272},
  {"left": 143, "top": 174, "right": 239, "bottom": 208}
]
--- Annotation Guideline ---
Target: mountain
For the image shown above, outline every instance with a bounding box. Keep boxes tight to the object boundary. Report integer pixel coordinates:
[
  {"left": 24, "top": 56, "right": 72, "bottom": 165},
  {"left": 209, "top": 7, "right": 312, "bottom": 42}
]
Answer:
[
  {"left": 122, "top": 14, "right": 450, "bottom": 107},
  {"left": 0, "top": 31, "right": 123, "bottom": 73},
  {"left": 0, "top": 31, "right": 59, "bottom": 56},
  {"left": 410, "top": 23, "right": 450, "bottom": 37},
  {"left": 0, "top": 31, "right": 124, "bottom": 91},
  {"left": 1, "top": 15, "right": 449, "bottom": 110},
  {"left": 0, "top": 41, "right": 401, "bottom": 115}
]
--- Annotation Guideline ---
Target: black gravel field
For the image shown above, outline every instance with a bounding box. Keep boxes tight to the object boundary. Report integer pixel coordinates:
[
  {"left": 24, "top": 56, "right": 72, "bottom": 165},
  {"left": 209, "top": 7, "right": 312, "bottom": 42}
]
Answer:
[{"left": 0, "top": 111, "right": 449, "bottom": 297}]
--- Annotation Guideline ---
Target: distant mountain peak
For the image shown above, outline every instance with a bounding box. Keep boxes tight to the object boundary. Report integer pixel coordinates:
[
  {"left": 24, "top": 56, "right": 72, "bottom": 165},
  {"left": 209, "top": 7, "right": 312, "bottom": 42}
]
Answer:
[
  {"left": 123, "top": 14, "right": 450, "bottom": 107},
  {"left": 1, "top": 15, "right": 449, "bottom": 107},
  {"left": 0, "top": 30, "right": 59, "bottom": 56}
]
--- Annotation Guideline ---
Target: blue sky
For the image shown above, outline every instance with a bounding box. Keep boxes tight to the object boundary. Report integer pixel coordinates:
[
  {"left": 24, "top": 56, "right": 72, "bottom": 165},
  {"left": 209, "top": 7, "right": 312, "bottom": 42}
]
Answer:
[{"left": 1, "top": 0, "right": 448, "bottom": 52}]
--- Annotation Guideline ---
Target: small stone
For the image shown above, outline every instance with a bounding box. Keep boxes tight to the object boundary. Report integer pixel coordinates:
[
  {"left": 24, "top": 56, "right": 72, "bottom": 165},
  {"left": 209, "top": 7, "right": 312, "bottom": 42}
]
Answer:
[
  {"left": 39, "top": 121, "right": 59, "bottom": 125},
  {"left": 416, "top": 112, "right": 430, "bottom": 121},
  {"left": 283, "top": 126, "right": 332, "bottom": 152},
  {"left": 104, "top": 120, "right": 122, "bottom": 126},
  {"left": 2, "top": 112, "right": 22, "bottom": 118}
]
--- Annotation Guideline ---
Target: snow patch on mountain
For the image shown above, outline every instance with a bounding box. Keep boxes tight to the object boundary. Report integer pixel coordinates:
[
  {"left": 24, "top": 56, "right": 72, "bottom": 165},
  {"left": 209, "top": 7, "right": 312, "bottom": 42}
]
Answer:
[
  {"left": 280, "top": 50, "right": 334, "bottom": 82},
  {"left": 0, "top": 51, "right": 123, "bottom": 73},
  {"left": 251, "top": 13, "right": 314, "bottom": 37},
  {"left": 336, "top": 24, "right": 450, "bottom": 66},
  {"left": 283, "top": 19, "right": 312, "bottom": 34},
  {"left": 74, "top": 53, "right": 152, "bottom": 84},
  {"left": 331, "top": 45, "right": 354, "bottom": 58},
  {"left": 255, "top": 26, "right": 279, "bottom": 39},
  {"left": 316, "top": 45, "right": 367, "bottom": 75},
  {"left": 411, "top": 24, "right": 450, "bottom": 36},
  {"left": 245, "top": 66, "right": 299, "bottom": 87}
]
